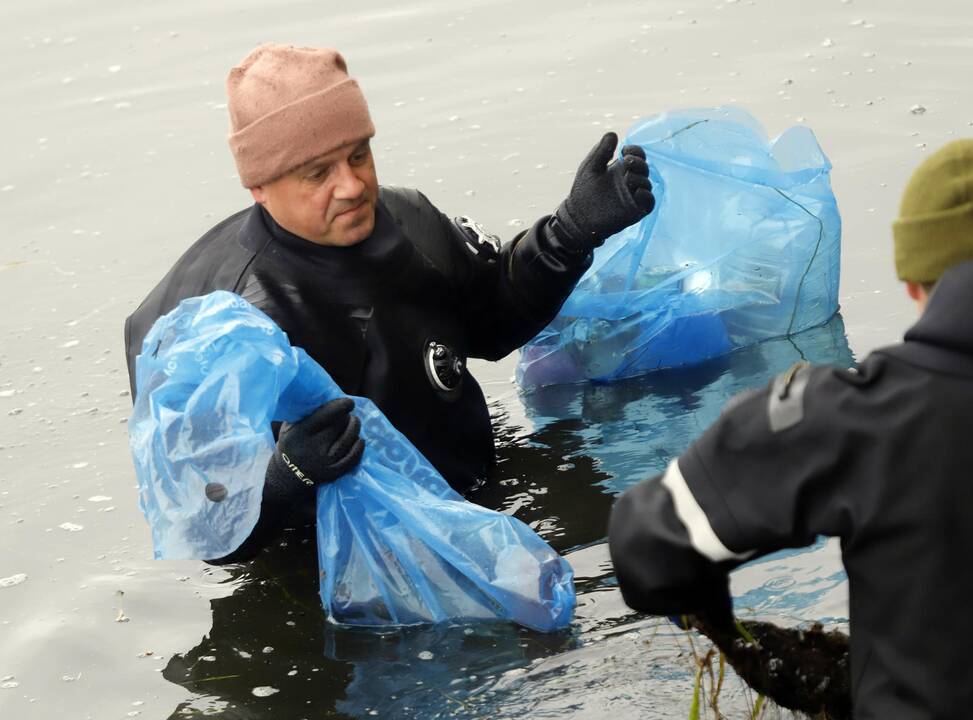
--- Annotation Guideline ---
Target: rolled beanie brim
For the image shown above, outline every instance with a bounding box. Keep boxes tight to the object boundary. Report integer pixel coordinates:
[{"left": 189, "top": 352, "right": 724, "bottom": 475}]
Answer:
[
  {"left": 893, "top": 200, "right": 973, "bottom": 283},
  {"left": 229, "top": 78, "right": 375, "bottom": 188}
]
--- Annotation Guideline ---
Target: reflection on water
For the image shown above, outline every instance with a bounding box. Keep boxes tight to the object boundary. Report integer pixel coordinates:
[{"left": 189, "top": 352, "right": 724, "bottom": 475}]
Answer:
[
  {"left": 515, "top": 313, "right": 856, "bottom": 495},
  {"left": 163, "top": 528, "right": 578, "bottom": 719},
  {"left": 165, "top": 316, "right": 854, "bottom": 719}
]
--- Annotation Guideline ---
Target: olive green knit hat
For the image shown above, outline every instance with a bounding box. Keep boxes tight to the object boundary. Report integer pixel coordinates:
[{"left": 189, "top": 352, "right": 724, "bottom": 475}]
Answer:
[{"left": 893, "top": 139, "right": 973, "bottom": 283}]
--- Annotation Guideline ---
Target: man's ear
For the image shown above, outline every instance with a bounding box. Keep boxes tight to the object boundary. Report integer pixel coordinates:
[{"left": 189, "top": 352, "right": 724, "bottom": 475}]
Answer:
[
  {"left": 250, "top": 186, "right": 266, "bottom": 204},
  {"left": 905, "top": 280, "right": 931, "bottom": 314},
  {"left": 905, "top": 281, "right": 924, "bottom": 302}
]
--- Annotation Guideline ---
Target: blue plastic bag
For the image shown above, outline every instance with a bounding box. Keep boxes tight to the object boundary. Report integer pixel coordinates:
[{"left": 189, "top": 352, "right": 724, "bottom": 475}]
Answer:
[
  {"left": 518, "top": 107, "right": 841, "bottom": 389},
  {"left": 128, "top": 291, "right": 575, "bottom": 632}
]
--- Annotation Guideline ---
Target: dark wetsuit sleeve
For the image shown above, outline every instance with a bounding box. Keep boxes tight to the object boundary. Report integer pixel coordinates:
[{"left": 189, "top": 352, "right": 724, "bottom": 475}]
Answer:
[
  {"left": 471, "top": 216, "right": 593, "bottom": 359},
  {"left": 411, "top": 191, "right": 592, "bottom": 361},
  {"left": 609, "top": 468, "right": 736, "bottom": 622},
  {"left": 609, "top": 364, "right": 857, "bottom": 617}
]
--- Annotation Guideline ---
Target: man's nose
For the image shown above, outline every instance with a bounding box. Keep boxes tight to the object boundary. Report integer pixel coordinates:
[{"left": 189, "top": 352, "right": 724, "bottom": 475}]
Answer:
[{"left": 332, "top": 161, "right": 365, "bottom": 199}]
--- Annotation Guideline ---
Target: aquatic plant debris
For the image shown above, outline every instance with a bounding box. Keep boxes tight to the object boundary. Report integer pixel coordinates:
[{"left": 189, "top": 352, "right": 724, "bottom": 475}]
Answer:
[{"left": 690, "top": 615, "right": 852, "bottom": 719}]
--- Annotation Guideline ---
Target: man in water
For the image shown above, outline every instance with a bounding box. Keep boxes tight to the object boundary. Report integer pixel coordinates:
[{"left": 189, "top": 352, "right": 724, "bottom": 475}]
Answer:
[
  {"left": 125, "top": 43, "right": 655, "bottom": 562},
  {"left": 609, "top": 139, "right": 973, "bottom": 718}
]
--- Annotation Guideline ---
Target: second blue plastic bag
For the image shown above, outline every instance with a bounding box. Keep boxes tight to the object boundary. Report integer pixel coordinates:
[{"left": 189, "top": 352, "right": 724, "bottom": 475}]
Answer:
[
  {"left": 129, "top": 291, "right": 575, "bottom": 632},
  {"left": 518, "top": 107, "right": 841, "bottom": 389}
]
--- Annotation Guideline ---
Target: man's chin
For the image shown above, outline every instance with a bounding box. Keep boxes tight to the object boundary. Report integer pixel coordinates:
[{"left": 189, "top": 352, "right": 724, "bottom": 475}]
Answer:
[{"left": 330, "top": 211, "right": 375, "bottom": 247}]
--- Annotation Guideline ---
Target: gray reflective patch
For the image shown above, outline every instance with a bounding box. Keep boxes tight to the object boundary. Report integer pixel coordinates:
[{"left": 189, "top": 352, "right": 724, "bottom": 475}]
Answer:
[
  {"left": 768, "top": 362, "right": 811, "bottom": 432},
  {"left": 205, "top": 482, "right": 228, "bottom": 502}
]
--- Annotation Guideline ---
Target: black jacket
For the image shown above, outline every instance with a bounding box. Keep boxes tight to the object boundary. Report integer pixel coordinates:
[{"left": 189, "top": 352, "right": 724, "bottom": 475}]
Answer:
[
  {"left": 126, "top": 187, "right": 590, "bottom": 534},
  {"left": 609, "top": 258, "right": 973, "bottom": 720}
]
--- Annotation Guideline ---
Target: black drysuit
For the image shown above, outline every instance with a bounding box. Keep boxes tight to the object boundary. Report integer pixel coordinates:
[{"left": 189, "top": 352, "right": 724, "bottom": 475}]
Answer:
[
  {"left": 609, "top": 257, "right": 973, "bottom": 719},
  {"left": 125, "top": 187, "right": 591, "bottom": 558}
]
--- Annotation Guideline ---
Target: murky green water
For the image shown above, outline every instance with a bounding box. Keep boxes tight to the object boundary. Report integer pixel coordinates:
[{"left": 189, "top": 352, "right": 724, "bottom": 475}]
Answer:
[{"left": 2, "top": 1, "right": 971, "bottom": 717}]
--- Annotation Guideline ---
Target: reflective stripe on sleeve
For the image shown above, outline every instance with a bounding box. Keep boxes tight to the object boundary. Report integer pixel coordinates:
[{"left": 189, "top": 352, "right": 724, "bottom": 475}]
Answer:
[{"left": 661, "top": 459, "right": 752, "bottom": 562}]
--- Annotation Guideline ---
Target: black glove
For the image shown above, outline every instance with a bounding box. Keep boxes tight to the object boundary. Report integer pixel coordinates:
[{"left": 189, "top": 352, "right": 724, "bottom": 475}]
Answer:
[
  {"left": 207, "top": 399, "right": 362, "bottom": 565},
  {"left": 551, "top": 132, "right": 655, "bottom": 252},
  {"left": 266, "top": 397, "right": 364, "bottom": 490}
]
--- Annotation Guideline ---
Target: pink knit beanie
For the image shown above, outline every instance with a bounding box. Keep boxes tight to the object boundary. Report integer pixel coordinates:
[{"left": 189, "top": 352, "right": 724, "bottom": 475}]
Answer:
[{"left": 226, "top": 44, "right": 375, "bottom": 188}]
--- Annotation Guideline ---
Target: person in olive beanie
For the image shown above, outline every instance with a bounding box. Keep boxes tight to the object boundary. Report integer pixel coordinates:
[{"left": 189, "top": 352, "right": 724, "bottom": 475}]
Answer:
[
  {"left": 125, "top": 43, "right": 656, "bottom": 564},
  {"left": 608, "top": 138, "right": 973, "bottom": 720},
  {"left": 893, "top": 138, "right": 973, "bottom": 300}
]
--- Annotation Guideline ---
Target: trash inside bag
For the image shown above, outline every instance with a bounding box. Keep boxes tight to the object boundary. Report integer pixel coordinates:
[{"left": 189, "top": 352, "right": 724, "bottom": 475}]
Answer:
[
  {"left": 128, "top": 291, "right": 575, "bottom": 632},
  {"left": 518, "top": 107, "right": 841, "bottom": 390}
]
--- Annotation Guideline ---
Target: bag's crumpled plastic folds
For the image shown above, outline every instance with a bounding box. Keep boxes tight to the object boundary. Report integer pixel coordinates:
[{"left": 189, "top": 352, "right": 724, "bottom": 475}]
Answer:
[
  {"left": 129, "top": 291, "right": 575, "bottom": 632},
  {"left": 518, "top": 107, "right": 841, "bottom": 389}
]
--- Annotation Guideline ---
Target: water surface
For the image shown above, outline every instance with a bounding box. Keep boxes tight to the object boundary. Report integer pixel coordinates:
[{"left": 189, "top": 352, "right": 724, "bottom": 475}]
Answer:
[{"left": 2, "top": 1, "right": 971, "bottom": 717}]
